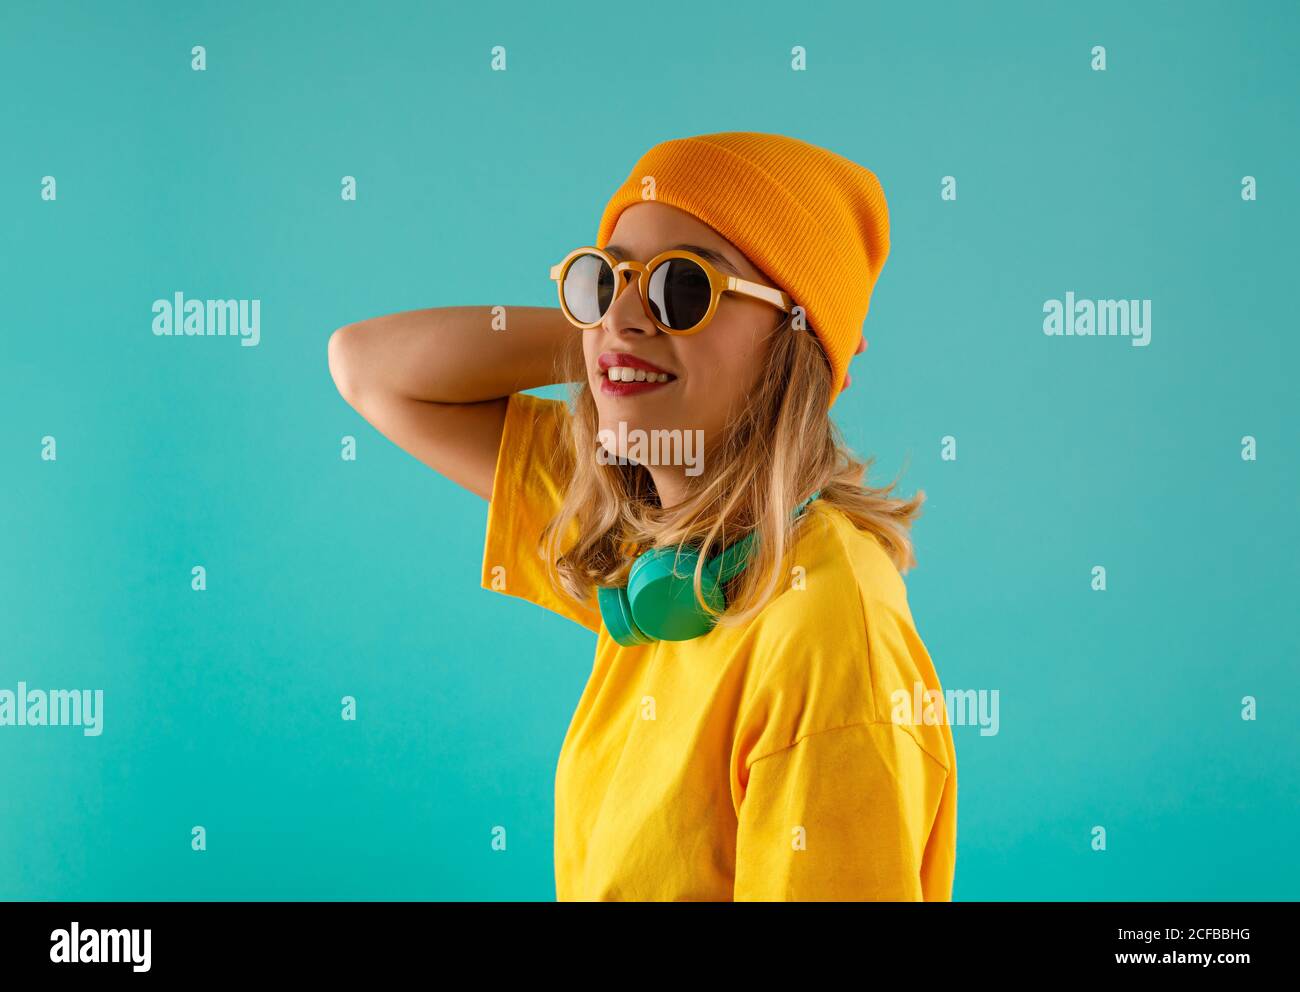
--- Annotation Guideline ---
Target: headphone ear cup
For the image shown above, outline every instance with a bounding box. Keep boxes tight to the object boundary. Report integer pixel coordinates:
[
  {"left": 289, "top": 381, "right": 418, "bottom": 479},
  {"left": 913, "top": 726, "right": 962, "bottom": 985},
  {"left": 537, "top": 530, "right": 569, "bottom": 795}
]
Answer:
[
  {"left": 626, "top": 546, "right": 724, "bottom": 641},
  {"left": 598, "top": 584, "right": 655, "bottom": 647}
]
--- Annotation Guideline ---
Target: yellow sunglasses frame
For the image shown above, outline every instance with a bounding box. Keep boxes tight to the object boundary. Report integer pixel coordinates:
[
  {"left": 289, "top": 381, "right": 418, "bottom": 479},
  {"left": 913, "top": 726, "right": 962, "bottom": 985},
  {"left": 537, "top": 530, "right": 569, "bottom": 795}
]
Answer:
[{"left": 549, "top": 245, "right": 793, "bottom": 336}]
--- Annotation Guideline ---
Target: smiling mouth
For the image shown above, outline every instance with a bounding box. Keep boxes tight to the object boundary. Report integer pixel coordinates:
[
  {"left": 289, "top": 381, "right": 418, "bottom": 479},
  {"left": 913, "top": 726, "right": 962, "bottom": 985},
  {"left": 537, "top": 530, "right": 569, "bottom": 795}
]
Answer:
[
  {"left": 599, "top": 366, "right": 677, "bottom": 396},
  {"left": 597, "top": 353, "right": 678, "bottom": 397}
]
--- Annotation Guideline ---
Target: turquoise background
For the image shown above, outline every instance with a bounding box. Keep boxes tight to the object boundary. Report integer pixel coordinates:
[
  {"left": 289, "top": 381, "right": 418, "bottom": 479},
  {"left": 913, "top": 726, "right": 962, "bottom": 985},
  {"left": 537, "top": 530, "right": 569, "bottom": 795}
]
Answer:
[{"left": 1, "top": 0, "right": 1296, "bottom": 900}]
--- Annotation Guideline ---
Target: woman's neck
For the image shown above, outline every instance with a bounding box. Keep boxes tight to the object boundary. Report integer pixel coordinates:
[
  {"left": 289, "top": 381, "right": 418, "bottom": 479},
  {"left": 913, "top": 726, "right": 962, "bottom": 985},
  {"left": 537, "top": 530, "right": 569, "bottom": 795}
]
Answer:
[{"left": 647, "top": 465, "right": 690, "bottom": 509}]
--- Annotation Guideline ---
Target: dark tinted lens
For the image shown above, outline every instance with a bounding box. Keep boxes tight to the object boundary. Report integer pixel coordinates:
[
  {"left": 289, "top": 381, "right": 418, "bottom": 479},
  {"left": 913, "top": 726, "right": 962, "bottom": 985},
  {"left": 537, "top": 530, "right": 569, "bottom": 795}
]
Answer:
[
  {"left": 647, "top": 257, "right": 711, "bottom": 330},
  {"left": 563, "top": 253, "right": 615, "bottom": 324}
]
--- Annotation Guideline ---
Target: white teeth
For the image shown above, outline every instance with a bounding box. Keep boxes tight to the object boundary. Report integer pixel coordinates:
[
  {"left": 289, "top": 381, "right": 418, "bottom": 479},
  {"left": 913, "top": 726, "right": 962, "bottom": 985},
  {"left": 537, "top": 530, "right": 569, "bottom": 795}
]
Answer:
[{"left": 605, "top": 366, "right": 671, "bottom": 383}]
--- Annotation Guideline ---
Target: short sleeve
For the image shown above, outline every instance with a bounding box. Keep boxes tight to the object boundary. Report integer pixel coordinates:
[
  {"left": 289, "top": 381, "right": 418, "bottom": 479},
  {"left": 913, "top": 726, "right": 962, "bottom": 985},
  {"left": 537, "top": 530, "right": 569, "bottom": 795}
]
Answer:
[
  {"left": 480, "top": 392, "right": 601, "bottom": 632},
  {"left": 733, "top": 721, "right": 954, "bottom": 901}
]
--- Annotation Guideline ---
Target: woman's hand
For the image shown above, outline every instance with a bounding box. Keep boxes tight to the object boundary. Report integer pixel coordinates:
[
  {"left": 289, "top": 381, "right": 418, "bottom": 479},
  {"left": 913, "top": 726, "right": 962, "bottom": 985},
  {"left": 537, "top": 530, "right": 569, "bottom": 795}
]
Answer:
[{"left": 841, "top": 334, "right": 867, "bottom": 391}]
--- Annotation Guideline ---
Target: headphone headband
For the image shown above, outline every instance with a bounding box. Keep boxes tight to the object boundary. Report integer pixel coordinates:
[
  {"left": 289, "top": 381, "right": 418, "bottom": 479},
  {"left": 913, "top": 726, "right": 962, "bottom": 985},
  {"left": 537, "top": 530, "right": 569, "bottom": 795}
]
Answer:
[
  {"left": 598, "top": 490, "right": 823, "bottom": 646},
  {"left": 712, "top": 490, "right": 822, "bottom": 584}
]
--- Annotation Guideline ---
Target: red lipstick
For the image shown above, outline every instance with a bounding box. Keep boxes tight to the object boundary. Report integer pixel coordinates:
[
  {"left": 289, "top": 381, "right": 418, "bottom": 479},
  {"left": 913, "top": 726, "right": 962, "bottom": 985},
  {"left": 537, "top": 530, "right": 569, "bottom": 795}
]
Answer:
[{"left": 597, "top": 351, "right": 678, "bottom": 397}]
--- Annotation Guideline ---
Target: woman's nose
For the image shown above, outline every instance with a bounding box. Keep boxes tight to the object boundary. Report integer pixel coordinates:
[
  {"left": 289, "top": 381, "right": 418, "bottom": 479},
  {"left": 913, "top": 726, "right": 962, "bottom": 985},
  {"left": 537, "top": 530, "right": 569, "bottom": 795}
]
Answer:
[{"left": 604, "top": 267, "right": 658, "bottom": 334}]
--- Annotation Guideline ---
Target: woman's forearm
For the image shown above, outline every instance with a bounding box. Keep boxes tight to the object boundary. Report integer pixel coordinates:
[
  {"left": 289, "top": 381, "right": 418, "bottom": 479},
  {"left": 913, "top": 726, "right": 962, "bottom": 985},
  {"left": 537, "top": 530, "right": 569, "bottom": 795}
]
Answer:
[{"left": 328, "top": 305, "right": 577, "bottom": 406}]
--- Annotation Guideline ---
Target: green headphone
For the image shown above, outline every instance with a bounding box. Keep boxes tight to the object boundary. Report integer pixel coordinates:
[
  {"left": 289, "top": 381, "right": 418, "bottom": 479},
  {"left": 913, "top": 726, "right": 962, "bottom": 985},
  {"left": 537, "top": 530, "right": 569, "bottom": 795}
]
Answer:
[{"left": 596, "top": 491, "right": 822, "bottom": 647}]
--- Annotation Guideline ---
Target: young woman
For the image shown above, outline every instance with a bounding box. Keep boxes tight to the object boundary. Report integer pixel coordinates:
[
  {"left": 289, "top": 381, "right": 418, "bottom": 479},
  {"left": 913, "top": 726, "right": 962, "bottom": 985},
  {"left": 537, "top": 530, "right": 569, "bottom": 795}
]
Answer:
[{"left": 328, "top": 132, "right": 957, "bottom": 901}]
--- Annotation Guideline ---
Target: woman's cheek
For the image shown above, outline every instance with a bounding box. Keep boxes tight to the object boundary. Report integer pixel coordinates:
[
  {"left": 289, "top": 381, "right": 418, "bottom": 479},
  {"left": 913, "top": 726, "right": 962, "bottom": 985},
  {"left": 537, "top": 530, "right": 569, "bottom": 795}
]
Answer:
[
  {"left": 676, "top": 377, "right": 720, "bottom": 440},
  {"left": 706, "top": 354, "right": 748, "bottom": 416}
]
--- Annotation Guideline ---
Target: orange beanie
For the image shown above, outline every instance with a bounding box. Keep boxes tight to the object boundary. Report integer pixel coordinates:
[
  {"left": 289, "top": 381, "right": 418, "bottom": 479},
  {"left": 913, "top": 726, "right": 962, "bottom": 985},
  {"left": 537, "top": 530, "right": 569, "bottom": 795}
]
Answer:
[{"left": 594, "top": 131, "right": 890, "bottom": 407}]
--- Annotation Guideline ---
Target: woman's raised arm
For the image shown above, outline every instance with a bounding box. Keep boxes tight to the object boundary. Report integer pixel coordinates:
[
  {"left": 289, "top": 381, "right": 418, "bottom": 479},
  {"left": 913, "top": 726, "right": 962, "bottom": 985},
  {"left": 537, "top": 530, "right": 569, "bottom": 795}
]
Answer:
[{"left": 327, "top": 305, "right": 576, "bottom": 499}]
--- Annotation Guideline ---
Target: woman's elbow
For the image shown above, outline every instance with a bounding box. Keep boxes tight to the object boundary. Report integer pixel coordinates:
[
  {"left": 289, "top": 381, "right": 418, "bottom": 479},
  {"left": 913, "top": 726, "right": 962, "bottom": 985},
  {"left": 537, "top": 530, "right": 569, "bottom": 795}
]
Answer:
[{"left": 327, "top": 323, "right": 364, "bottom": 404}]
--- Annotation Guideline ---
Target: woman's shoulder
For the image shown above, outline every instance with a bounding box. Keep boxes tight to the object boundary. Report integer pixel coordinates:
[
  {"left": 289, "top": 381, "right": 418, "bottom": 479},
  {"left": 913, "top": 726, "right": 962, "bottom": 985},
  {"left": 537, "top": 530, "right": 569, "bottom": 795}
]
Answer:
[
  {"left": 492, "top": 390, "right": 576, "bottom": 491},
  {"left": 741, "top": 501, "right": 935, "bottom": 731},
  {"left": 757, "top": 500, "right": 913, "bottom": 627},
  {"left": 504, "top": 390, "right": 572, "bottom": 433}
]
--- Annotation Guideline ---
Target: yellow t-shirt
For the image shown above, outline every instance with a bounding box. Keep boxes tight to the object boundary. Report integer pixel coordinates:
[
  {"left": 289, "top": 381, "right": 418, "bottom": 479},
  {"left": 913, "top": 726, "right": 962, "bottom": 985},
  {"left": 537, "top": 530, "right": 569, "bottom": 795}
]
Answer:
[{"left": 481, "top": 392, "right": 958, "bottom": 901}]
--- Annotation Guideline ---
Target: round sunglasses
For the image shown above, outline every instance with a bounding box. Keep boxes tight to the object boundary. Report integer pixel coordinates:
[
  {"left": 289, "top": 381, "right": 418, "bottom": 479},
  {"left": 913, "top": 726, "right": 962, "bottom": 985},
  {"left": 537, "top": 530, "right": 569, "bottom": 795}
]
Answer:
[{"left": 549, "top": 246, "right": 793, "bottom": 335}]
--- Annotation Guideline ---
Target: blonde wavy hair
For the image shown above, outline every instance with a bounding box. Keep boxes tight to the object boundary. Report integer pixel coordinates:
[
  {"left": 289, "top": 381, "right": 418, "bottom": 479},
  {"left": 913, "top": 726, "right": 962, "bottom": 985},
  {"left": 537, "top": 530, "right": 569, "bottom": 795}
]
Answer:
[{"left": 538, "top": 316, "right": 925, "bottom": 627}]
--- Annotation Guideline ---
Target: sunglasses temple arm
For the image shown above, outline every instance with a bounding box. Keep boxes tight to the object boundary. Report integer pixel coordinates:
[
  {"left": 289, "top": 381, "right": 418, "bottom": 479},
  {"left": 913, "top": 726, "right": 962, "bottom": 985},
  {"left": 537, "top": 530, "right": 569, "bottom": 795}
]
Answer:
[{"left": 729, "top": 276, "right": 792, "bottom": 312}]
